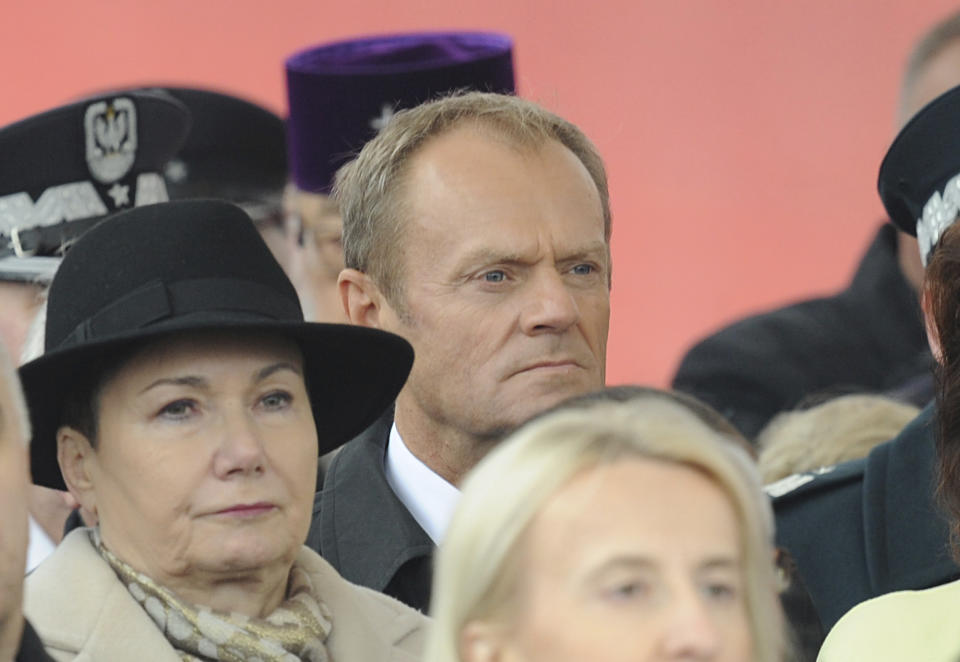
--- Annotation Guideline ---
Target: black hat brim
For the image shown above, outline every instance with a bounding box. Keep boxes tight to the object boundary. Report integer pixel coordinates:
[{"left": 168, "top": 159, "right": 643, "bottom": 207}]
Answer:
[{"left": 21, "top": 312, "right": 412, "bottom": 490}]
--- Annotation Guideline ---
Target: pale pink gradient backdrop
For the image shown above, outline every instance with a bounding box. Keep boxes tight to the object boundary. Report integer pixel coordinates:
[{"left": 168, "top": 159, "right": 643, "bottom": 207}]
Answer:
[{"left": 4, "top": 1, "right": 957, "bottom": 385}]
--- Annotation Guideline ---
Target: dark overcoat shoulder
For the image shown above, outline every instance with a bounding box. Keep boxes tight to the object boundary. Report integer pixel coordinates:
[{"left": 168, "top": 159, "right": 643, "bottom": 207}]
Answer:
[
  {"left": 772, "top": 405, "right": 958, "bottom": 631},
  {"left": 673, "top": 224, "right": 930, "bottom": 438},
  {"left": 307, "top": 411, "right": 434, "bottom": 612}
]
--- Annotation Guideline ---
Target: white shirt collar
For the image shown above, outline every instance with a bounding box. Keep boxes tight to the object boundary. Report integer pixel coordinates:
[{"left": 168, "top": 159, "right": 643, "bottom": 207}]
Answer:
[
  {"left": 27, "top": 514, "right": 56, "bottom": 573},
  {"left": 384, "top": 422, "right": 460, "bottom": 545}
]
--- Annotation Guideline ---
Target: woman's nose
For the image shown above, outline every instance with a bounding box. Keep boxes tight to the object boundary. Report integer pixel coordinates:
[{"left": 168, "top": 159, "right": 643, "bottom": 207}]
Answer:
[
  {"left": 659, "top": 593, "right": 723, "bottom": 660},
  {"left": 212, "top": 411, "right": 266, "bottom": 478}
]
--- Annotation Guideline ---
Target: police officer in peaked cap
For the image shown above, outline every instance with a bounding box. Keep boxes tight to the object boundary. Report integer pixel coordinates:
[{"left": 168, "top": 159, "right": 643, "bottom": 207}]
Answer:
[
  {"left": 0, "top": 90, "right": 191, "bottom": 362},
  {"left": 772, "top": 84, "right": 960, "bottom": 645},
  {"left": 0, "top": 89, "right": 190, "bottom": 662}
]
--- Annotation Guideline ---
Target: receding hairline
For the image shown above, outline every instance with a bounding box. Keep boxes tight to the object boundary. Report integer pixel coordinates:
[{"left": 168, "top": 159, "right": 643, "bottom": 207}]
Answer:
[
  {"left": 397, "top": 117, "right": 607, "bottom": 217},
  {"left": 335, "top": 91, "right": 613, "bottom": 309}
]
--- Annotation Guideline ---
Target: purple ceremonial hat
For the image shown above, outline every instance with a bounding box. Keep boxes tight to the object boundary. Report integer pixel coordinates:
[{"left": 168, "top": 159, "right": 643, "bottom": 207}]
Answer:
[{"left": 285, "top": 31, "right": 516, "bottom": 193}]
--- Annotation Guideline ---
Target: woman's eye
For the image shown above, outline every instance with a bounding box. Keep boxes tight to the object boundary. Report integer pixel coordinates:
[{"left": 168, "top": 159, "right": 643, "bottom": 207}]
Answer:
[
  {"left": 482, "top": 270, "right": 507, "bottom": 283},
  {"left": 158, "top": 399, "right": 197, "bottom": 420},
  {"left": 702, "top": 582, "right": 738, "bottom": 601},
  {"left": 261, "top": 391, "right": 293, "bottom": 410},
  {"left": 606, "top": 581, "right": 649, "bottom": 601}
]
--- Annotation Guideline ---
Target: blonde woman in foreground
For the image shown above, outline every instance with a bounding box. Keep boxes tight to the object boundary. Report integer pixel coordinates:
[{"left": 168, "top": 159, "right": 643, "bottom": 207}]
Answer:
[{"left": 426, "top": 387, "right": 790, "bottom": 662}]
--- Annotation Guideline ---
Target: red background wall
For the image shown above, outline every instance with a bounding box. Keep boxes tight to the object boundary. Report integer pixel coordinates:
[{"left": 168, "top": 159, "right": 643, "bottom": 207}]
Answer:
[{"left": 4, "top": 0, "right": 957, "bottom": 386}]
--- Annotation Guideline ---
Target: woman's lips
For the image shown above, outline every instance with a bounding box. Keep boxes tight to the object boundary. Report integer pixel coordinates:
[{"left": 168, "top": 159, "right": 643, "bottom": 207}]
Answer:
[{"left": 213, "top": 502, "right": 277, "bottom": 518}]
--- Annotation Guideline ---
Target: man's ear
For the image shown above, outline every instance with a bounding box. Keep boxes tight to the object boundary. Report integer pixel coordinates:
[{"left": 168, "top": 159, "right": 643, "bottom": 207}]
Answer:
[
  {"left": 921, "top": 283, "right": 944, "bottom": 364},
  {"left": 460, "top": 620, "right": 512, "bottom": 662},
  {"left": 57, "top": 426, "right": 98, "bottom": 519},
  {"left": 338, "top": 268, "right": 385, "bottom": 329}
]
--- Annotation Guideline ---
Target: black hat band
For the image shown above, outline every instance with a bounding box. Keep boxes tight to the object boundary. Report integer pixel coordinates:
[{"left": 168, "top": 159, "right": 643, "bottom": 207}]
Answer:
[
  {"left": 59, "top": 277, "right": 301, "bottom": 350},
  {"left": 919, "top": 174, "right": 960, "bottom": 266}
]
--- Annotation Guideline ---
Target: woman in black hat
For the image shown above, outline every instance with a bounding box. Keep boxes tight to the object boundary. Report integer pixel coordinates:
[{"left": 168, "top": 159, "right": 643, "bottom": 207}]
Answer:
[{"left": 19, "top": 199, "right": 427, "bottom": 661}]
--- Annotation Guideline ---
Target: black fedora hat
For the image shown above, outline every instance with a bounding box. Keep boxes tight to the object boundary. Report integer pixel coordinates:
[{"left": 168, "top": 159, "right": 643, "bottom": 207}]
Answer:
[{"left": 20, "top": 199, "right": 413, "bottom": 489}]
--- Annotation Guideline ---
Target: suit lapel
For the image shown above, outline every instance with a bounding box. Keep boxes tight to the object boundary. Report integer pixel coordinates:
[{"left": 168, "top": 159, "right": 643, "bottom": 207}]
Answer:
[{"left": 318, "top": 412, "right": 434, "bottom": 592}]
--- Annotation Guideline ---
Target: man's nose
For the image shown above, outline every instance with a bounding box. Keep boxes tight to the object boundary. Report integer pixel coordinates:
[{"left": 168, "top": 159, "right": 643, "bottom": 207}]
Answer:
[{"left": 519, "top": 268, "right": 580, "bottom": 335}]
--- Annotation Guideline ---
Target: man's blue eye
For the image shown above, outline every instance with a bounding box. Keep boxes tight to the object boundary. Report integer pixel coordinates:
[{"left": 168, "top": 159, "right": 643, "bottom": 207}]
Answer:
[
  {"left": 483, "top": 271, "right": 507, "bottom": 282},
  {"left": 572, "top": 264, "right": 594, "bottom": 275}
]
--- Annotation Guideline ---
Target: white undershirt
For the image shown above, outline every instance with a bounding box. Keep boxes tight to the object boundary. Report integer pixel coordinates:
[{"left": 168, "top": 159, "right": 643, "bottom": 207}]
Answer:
[
  {"left": 26, "top": 514, "right": 55, "bottom": 573},
  {"left": 384, "top": 422, "right": 460, "bottom": 545}
]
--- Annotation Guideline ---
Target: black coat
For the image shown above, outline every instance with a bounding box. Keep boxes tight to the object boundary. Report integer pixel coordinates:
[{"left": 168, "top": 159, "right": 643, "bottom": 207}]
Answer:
[
  {"left": 772, "top": 405, "right": 959, "bottom": 632},
  {"left": 672, "top": 224, "right": 931, "bottom": 439},
  {"left": 306, "top": 412, "right": 434, "bottom": 612}
]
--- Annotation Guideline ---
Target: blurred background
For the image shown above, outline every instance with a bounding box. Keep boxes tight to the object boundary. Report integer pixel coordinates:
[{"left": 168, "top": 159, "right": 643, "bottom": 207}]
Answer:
[{"left": 4, "top": 0, "right": 956, "bottom": 385}]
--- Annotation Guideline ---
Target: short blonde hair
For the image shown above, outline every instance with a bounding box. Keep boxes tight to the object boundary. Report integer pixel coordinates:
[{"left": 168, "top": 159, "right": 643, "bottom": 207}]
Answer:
[
  {"left": 426, "top": 389, "right": 787, "bottom": 662},
  {"left": 333, "top": 91, "right": 610, "bottom": 306},
  {"left": 757, "top": 394, "right": 919, "bottom": 483}
]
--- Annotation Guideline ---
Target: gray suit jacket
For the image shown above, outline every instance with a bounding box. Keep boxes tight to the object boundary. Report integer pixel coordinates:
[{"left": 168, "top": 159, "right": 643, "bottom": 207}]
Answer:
[{"left": 308, "top": 411, "right": 435, "bottom": 612}]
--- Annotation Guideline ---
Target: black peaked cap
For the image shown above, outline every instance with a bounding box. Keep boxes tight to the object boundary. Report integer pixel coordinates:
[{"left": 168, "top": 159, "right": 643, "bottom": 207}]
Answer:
[
  {"left": 0, "top": 89, "right": 189, "bottom": 199},
  {"left": 880, "top": 84, "right": 960, "bottom": 239},
  {"left": 0, "top": 89, "right": 191, "bottom": 281},
  {"left": 156, "top": 87, "right": 287, "bottom": 206}
]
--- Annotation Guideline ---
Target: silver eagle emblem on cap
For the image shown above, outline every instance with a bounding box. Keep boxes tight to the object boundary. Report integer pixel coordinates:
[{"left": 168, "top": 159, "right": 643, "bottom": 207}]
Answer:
[{"left": 84, "top": 98, "right": 137, "bottom": 184}]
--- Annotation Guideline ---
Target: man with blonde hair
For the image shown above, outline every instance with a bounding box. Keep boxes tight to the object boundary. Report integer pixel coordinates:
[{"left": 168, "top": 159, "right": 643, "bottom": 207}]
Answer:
[{"left": 309, "top": 90, "right": 612, "bottom": 611}]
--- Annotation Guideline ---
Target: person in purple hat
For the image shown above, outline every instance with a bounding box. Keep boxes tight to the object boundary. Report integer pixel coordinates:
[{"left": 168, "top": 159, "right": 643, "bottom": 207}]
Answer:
[
  {"left": 283, "top": 32, "right": 515, "bottom": 323},
  {"left": 309, "top": 90, "right": 612, "bottom": 612}
]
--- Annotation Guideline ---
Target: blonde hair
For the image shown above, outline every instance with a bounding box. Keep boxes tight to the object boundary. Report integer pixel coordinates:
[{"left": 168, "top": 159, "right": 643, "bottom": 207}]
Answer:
[
  {"left": 333, "top": 90, "right": 610, "bottom": 307},
  {"left": 426, "top": 389, "right": 787, "bottom": 662},
  {"left": 757, "top": 394, "right": 919, "bottom": 483}
]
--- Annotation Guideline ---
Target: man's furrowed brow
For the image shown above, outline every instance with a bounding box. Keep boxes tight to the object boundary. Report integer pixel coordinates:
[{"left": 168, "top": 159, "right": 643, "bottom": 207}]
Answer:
[
  {"left": 558, "top": 240, "right": 610, "bottom": 262},
  {"left": 455, "top": 247, "right": 530, "bottom": 271}
]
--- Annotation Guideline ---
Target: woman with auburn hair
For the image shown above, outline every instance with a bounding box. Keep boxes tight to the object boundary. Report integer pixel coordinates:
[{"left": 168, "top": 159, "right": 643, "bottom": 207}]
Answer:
[
  {"left": 426, "top": 387, "right": 789, "bottom": 662},
  {"left": 819, "top": 84, "right": 960, "bottom": 660}
]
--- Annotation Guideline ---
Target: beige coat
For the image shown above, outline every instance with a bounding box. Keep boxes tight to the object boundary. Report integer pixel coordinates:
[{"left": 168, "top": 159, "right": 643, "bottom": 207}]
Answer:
[
  {"left": 25, "top": 528, "right": 429, "bottom": 662},
  {"left": 818, "top": 577, "right": 960, "bottom": 661}
]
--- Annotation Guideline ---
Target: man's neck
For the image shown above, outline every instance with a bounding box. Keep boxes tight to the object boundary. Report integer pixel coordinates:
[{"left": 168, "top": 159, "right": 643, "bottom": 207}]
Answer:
[{"left": 393, "top": 401, "right": 498, "bottom": 487}]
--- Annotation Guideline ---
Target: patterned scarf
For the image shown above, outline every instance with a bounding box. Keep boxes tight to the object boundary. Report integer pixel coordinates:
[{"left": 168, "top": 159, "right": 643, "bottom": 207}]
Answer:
[{"left": 92, "top": 530, "right": 333, "bottom": 662}]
